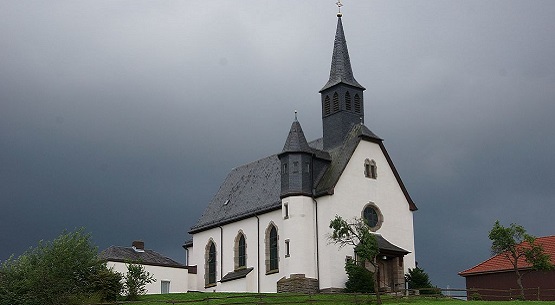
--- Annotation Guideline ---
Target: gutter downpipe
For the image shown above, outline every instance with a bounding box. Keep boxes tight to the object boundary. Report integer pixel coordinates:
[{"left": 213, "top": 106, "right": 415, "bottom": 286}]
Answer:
[
  {"left": 312, "top": 158, "right": 320, "bottom": 291},
  {"left": 218, "top": 226, "right": 223, "bottom": 286},
  {"left": 255, "top": 215, "right": 261, "bottom": 293}
]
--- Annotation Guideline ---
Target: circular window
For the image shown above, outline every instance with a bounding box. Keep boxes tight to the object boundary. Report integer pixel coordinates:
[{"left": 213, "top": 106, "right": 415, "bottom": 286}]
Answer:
[{"left": 362, "top": 204, "right": 383, "bottom": 231}]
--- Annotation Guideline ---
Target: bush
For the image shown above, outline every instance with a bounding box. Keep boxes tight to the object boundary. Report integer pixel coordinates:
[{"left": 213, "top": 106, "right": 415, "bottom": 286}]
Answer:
[
  {"left": 405, "top": 266, "right": 439, "bottom": 295},
  {"left": 344, "top": 259, "right": 375, "bottom": 293},
  {"left": 123, "top": 263, "right": 155, "bottom": 300},
  {"left": 0, "top": 229, "right": 122, "bottom": 305}
]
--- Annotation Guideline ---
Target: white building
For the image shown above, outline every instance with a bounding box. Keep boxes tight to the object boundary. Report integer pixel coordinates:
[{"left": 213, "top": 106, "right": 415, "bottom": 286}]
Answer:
[
  {"left": 185, "top": 14, "right": 418, "bottom": 293},
  {"left": 100, "top": 241, "right": 195, "bottom": 294}
]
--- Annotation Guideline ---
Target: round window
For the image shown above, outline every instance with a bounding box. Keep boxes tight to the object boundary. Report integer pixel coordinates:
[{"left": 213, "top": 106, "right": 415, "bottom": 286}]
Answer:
[{"left": 363, "top": 204, "right": 382, "bottom": 231}]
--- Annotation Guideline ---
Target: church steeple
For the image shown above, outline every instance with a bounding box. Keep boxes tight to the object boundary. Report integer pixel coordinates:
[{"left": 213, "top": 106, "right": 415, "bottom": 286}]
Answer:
[
  {"left": 320, "top": 16, "right": 365, "bottom": 92},
  {"left": 320, "top": 15, "right": 366, "bottom": 150}
]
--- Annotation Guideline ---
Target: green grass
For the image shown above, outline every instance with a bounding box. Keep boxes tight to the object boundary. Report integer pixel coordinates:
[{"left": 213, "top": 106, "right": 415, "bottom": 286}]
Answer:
[{"left": 117, "top": 292, "right": 555, "bottom": 305}]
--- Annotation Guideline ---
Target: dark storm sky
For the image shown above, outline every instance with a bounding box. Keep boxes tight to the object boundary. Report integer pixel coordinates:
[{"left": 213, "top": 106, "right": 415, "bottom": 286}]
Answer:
[{"left": 2, "top": 1, "right": 555, "bottom": 289}]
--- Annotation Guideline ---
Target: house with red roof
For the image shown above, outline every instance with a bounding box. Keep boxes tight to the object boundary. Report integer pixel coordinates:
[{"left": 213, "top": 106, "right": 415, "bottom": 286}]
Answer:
[{"left": 459, "top": 235, "right": 555, "bottom": 301}]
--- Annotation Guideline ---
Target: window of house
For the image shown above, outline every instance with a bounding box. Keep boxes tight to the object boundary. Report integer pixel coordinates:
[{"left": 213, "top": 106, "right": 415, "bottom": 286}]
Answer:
[
  {"left": 161, "top": 281, "right": 170, "bottom": 294},
  {"left": 234, "top": 232, "right": 246, "bottom": 270},
  {"left": 345, "top": 92, "right": 352, "bottom": 111},
  {"left": 285, "top": 239, "right": 290, "bottom": 258},
  {"left": 332, "top": 92, "right": 339, "bottom": 112},
  {"left": 205, "top": 240, "right": 217, "bottom": 287},
  {"left": 283, "top": 203, "right": 289, "bottom": 219},
  {"left": 324, "top": 96, "right": 331, "bottom": 115},
  {"left": 364, "top": 159, "right": 377, "bottom": 179},
  {"left": 362, "top": 204, "right": 383, "bottom": 231},
  {"left": 265, "top": 224, "right": 279, "bottom": 273},
  {"left": 305, "top": 162, "right": 310, "bottom": 173},
  {"left": 293, "top": 161, "right": 299, "bottom": 173},
  {"left": 282, "top": 163, "right": 288, "bottom": 174}
]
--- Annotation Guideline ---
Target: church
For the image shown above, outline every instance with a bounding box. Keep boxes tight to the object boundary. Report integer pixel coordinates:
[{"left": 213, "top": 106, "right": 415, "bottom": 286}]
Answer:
[{"left": 184, "top": 11, "right": 418, "bottom": 293}]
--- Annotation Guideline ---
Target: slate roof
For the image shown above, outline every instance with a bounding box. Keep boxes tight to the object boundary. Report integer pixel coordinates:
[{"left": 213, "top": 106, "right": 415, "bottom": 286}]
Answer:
[
  {"left": 220, "top": 267, "right": 254, "bottom": 283},
  {"left": 189, "top": 155, "right": 282, "bottom": 233},
  {"left": 189, "top": 122, "right": 416, "bottom": 234},
  {"left": 459, "top": 235, "right": 555, "bottom": 276},
  {"left": 375, "top": 234, "right": 410, "bottom": 255},
  {"left": 282, "top": 120, "right": 312, "bottom": 154},
  {"left": 320, "top": 16, "right": 365, "bottom": 92},
  {"left": 99, "top": 246, "right": 186, "bottom": 268}
]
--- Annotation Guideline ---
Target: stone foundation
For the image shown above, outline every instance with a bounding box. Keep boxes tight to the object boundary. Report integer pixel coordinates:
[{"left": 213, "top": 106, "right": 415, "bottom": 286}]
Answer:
[{"left": 277, "top": 274, "right": 319, "bottom": 294}]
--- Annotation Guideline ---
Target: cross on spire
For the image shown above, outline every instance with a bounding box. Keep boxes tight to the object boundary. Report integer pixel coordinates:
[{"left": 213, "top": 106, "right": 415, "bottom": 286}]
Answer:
[{"left": 336, "top": 0, "right": 343, "bottom": 17}]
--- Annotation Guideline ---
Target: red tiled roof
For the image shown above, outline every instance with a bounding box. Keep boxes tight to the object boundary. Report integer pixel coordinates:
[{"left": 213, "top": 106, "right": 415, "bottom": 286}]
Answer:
[{"left": 459, "top": 235, "right": 555, "bottom": 276}]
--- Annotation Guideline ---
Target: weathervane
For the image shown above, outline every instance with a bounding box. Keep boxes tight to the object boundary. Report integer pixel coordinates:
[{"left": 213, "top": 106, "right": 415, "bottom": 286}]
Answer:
[
  {"left": 336, "top": 0, "right": 343, "bottom": 17},
  {"left": 294, "top": 110, "right": 298, "bottom": 121}
]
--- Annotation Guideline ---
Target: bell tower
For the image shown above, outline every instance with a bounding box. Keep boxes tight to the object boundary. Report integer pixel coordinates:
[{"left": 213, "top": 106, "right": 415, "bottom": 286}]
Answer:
[{"left": 320, "top": 14, "right": 366, "bottom": 150}]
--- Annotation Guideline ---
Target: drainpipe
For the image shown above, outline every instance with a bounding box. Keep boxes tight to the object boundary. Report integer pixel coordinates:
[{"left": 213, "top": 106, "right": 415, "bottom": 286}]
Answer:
[
  {"left": 218, "top": 226, "right": 223, "bottom": 285},
  {"left": 313, "top": 198, "right": 320, "bottom": 291},
  {"left": 255, "top": 215, "right": 260, "bottom": 293}
]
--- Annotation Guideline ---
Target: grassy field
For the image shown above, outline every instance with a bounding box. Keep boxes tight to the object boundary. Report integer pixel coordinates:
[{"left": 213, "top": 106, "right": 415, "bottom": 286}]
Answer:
[{"left": 120, "top": 292, "right": 555, "bottom": 305}]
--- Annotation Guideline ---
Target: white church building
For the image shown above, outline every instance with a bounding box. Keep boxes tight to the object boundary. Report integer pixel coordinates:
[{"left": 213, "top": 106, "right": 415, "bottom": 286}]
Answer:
[{"left": 184, "top": 13, "right": 418, "bottom": 293}]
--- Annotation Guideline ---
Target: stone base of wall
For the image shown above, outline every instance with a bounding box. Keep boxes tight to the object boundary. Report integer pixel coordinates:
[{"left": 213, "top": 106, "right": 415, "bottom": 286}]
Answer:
[
  {"left": 277, "top": 274, "right": 319, "bottom": 294},
  {"left": 319, "top": 287, "right": 345, "bottom": 293}
]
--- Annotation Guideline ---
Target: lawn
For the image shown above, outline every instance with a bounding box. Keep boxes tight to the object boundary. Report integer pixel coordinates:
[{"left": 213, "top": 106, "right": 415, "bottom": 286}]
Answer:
[{"left": 122, "top": 292, "right": 555, "bottom": 305}]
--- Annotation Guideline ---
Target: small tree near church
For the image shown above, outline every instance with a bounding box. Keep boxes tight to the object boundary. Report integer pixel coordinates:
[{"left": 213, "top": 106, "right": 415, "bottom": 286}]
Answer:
[
  {"left": 488, "top": 220, "right": 553, "bottom": 300},
  {"left": 329, "top": 215, "right": 382, "bottom": 304}
]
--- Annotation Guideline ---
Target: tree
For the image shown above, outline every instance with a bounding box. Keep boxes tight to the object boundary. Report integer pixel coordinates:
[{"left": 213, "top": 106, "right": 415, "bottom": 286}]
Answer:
[
  {"left": 405, "top": 265, "right": 437, "bottom": 294},
  {"left": 123, "top": 263, "right": 155, "bottom": 300},
  {"left": 488, "top": 220, "right": 553, "bottom": 300},
  {"left": 0, "top": 229, "right": 122, "bottom": 305},
  {"left": 329, "top": 215, "right": 382, "bottom": 304}
]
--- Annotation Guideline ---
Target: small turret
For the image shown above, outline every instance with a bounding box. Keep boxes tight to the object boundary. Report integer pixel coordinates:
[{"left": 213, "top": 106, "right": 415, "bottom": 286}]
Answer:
[{"left": 278, "top": 116, "right": 313, "bottom": 198}]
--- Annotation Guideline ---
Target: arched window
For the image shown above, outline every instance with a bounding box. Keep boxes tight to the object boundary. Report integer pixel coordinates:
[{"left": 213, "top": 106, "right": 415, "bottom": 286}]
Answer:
[
  {"left": 332, "top": 92, "right": 340, "bottom": 112},
  {"left": 234, "top": 231, "right": 247, "bottom": 270},
  {"left": 354, "top": 94, "right": 361, "bottom": 113},
  {"left": 324, "top": 96, "right": 331, "bottom": 115},
  {"left": 265, "top": 223, "right": 279, "bottom": 273},
  {"left": 362, "top": 203, "right": 383, "bottom": 231},
  {"left": 205, "top": 240, "right": 217, "bottom": 287},
  {"left": 364, "top": 159, "right": 377, "bottom": 179},
  {"left": 345, "top": 91, "right": 352, "bottom": 111}
]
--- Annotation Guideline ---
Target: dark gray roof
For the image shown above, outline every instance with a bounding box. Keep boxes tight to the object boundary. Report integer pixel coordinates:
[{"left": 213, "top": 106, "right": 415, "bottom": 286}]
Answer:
[
  {"left": 99, "top": 246, "right": 186, "bottom": 268},
  {"left": 375, "top": 234, "right": 410, "bottom": 255},
  {"left": 320, "top": 16, "right": 365, "bottom": 92},
  {"left": 189, "top": 122, "right": 415, "bottom": 234},
  {"left": 282, "top": 120, "right": 312, "bottom": 154},
  {"left": 189, "top": 155, "right": 282, "bottom": 233},
  {"left": 220, "top": 267, "right": 254, "bottom": 283}
]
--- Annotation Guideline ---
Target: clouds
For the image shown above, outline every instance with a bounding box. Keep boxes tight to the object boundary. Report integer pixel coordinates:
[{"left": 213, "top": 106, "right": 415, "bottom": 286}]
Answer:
[{"left": 1, "top": 0, "right": 555, "bottom": 289}]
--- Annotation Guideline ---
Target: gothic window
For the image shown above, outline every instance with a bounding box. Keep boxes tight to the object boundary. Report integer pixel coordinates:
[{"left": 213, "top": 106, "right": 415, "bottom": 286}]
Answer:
[
  {"left": 332, "top": 92, "right": 340, "bottom": 112},
  {"left": 324, "top": 96, "right": 331, "bottom": 115},
  {"left": 364, "top": 159, "right": 377, "bottom": 179},
  {"left": 234, "top": 232, "right": 246, "bottom": 270},
  {"left": 345, "top": 91, "right": 352, "bottom": 111},
  {"left": 354, "top": 94, "right": 361, "bottom": 113},
  {"left": 205, "top": 240, "right": 217, "bottom": 287},
  {"left": 362, "top": 203, "right": 383, "bottom": 231},
  {"left": 265, "top": 223, "right": 279, "bottom": 273}
]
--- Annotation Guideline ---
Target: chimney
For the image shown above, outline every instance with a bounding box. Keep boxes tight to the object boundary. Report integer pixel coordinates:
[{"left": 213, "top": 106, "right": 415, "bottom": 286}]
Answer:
[{"left": 132, "top": 240, "right": 144, "bottom": 252}]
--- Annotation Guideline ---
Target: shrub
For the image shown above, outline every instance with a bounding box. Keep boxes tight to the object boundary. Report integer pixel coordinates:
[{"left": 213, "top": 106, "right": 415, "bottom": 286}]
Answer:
[
  {"left": 344, "top": 259, "right": 375, "bottom": 293},
  {"left": 0, "top": 229, "right": 122, "bottom": 305},
  {"left": 123, "top": 263, "right": 155, "bottom": 300}
]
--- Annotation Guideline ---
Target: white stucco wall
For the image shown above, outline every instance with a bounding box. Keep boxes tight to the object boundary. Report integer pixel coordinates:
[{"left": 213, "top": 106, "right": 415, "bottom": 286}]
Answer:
[
  {"left": 190, "top": 210, "right": 285, "bottom": 293},
  {"left": 107, "top": 261, "right": 189, "bottom": 294},
  {"left": 317, "top": 140, "right": 416, "bottom": 290}
]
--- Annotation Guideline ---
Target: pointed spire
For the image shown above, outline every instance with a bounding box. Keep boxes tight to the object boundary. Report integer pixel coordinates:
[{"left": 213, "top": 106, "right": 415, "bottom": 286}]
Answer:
[
  {"left": 320, "top": 16, "right": 365, "bottom": 92},
  {"left": 282, "top": 119, "right": 312, "bottom": 153}
]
